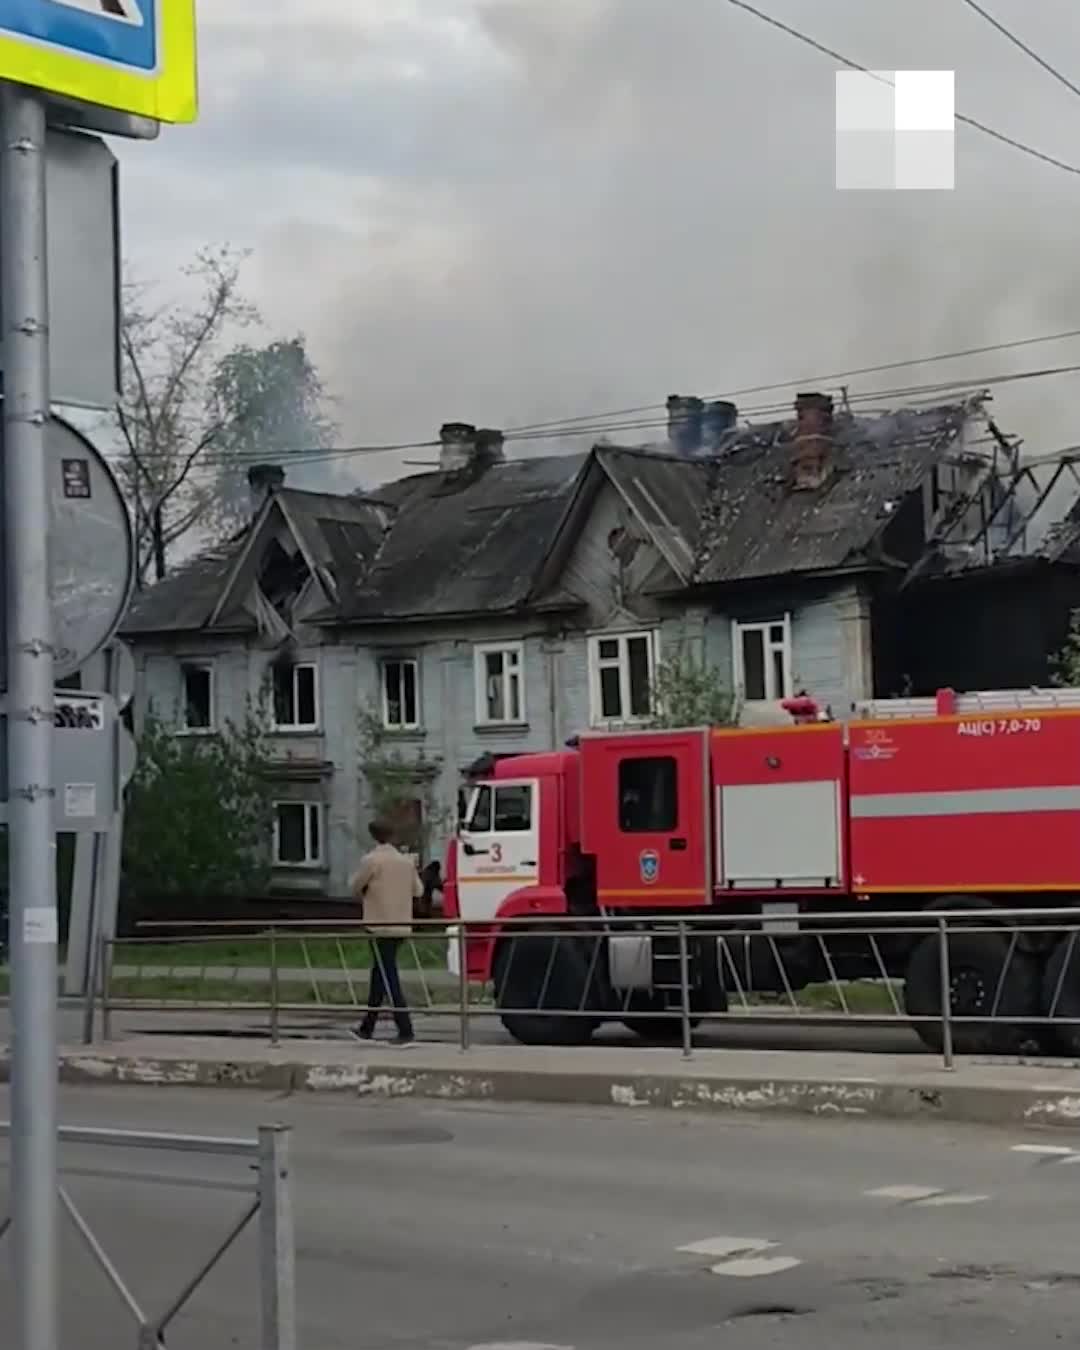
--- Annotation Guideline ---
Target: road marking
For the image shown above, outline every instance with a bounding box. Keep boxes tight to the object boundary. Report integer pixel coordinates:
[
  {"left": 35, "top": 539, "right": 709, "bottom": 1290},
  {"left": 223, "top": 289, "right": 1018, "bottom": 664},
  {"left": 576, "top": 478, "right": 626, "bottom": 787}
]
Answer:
[
  {"left": 677, "top": 1236, "right": 776, "bottom": 1259},
  {"left": 1011, "top": 1144, "right": 1077, "bottom": 1156},
  {"left": 865, "top": 1184, "right": 944, "bottom": 1201},
  {"left": 1059, "top": 1154, "right": 1080, "bottom": 1165},
  {"left": 710, "top": 1255, "right": 803, "bottom": 1278},
  {"left": 466, "top": 1343, "right": 575, "bottom": 1349},
  {"left": 914, "top": 1193, "right": 989, "bottom": 1207}
]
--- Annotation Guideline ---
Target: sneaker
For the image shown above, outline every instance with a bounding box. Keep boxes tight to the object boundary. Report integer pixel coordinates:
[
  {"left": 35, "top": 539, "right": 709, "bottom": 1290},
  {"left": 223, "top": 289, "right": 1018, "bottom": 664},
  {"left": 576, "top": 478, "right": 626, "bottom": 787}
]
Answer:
[
  {"left": 349, "top": 1024, "right": 374, "bottom": 1042},
  {"left": 391, "top": 1033, "right": 416, "bottom": 1047}
]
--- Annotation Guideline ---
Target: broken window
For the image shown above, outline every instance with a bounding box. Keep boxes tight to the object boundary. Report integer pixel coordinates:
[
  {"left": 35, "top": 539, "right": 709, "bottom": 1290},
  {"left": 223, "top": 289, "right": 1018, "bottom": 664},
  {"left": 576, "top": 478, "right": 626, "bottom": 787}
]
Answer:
[
  {"left": 474, "top": 644, "right": 525, "bottom": 725},
  {"left": 180, "top": 662, "right": 214, "bottom": 731},
  {"left": 382, "top": 659, "right": 419, "bottom": 729},
  {"left": 272, "top": 662, "right": 319, "bottom": 729},
  {"left": 588, "top": 631, "right": 657, "bottom": 725}
]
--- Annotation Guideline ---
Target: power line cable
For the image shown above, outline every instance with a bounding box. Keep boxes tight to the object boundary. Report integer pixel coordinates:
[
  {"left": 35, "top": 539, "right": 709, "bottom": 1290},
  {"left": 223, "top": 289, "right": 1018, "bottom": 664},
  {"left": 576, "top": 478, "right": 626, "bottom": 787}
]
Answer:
[
  {"left": 724, "top": 0, "right": 1080, "bottom": 178},
  {"left": 112, "top": 357, "right": 1080, "bottom": 474},
  {"left": 956, "top": 0, "right": 1080, "bottom": 103},
  {"left": 509, "top": 325, "right": 1080, "bottom": 435}
]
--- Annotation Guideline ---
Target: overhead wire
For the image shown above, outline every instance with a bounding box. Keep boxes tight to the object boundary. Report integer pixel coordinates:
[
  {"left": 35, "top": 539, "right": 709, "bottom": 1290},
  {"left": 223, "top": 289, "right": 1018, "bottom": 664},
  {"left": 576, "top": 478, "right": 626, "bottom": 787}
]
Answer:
[
  {"left": 508, "top": 326, "right": 1080, "bottom": 436},
  {"left": 113, "top": 357, "right": 1080, "bottom": 476},
  {"left": 956, "top": 0, "right": 1080, "bottom": 103},
  {"left": 724, "top": 0, "right": 1080, "bottom": 178}
]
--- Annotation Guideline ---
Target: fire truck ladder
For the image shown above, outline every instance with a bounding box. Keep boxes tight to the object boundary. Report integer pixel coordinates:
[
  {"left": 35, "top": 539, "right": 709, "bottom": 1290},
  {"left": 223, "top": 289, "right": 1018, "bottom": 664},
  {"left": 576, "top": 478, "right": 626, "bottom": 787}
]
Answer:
[{"left": 855, "top": 687, "right": 1080, "bottom": 719}]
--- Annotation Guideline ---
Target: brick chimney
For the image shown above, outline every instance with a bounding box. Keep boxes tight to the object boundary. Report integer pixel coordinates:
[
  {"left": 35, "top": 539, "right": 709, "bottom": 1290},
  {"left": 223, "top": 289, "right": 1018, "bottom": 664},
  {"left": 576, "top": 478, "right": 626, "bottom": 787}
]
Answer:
[
  {"left": 439, "top": 423, "right": 505, "bottom": 473},
  {"left": 247, "top": 463, "right": 285, "bottom": 517},
  {"left": 439, "top": 422, "right": 477, "bottom": 472},
  {"left": 703, "top": 400, "right": 738, "bottom": 451},
  {"left": 791, "top": 392, "right": 834, "bottom": 490},
  {"left": 666, "top": 395, "right": 705, "bottom": 456}
]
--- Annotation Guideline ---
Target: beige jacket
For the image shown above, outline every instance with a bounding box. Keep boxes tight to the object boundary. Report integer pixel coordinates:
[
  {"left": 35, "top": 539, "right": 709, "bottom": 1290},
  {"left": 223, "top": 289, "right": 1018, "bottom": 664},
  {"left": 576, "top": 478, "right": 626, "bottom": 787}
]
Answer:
[{"left": 350, "top": 843, "right": 423, "bottom": 937}]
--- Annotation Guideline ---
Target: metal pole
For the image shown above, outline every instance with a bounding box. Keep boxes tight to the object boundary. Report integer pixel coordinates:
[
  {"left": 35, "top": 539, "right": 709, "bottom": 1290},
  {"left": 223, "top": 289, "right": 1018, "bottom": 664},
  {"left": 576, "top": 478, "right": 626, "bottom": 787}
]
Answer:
[
  {"left": 269, "top": 928, "right": 279, "bottom": 1047},
  {"left": 677, "top": 922, "right": 693, "bottom": 1060},
  {"left": 257, "top": 1125, "right": 297, "bottom": 1350},
  {"left": 937, "top": 915, "right": 954, "bottom": 1070},
  {"left": 457, "top": 923, "right": 470, "bottom": 1052},
  {"left": 100, "top": 934, "right": 113, "bottom": 1042},
  {"left": 1, "top": 81, "right": 58, "bottom": 1350}
]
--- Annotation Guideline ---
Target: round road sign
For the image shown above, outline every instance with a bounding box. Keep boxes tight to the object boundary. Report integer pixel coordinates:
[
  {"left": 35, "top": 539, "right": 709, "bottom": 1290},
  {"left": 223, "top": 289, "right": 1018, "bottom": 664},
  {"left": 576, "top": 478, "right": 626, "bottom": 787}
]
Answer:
[{"left": 2, "top": 416, "right": 135, "bottom": 689}]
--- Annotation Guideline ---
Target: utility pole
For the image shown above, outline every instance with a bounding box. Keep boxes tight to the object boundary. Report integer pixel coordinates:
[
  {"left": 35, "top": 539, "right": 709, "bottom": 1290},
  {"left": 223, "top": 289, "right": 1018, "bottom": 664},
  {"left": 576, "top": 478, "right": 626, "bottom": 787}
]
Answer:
[{"left": 2, "top": 79, "right": 59, "bottom": 1350}]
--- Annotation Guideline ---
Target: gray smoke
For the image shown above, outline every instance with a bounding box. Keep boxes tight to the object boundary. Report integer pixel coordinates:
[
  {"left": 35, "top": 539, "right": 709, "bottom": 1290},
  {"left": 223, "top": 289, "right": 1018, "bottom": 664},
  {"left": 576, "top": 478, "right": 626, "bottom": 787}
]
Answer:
[{"left": 117, "top": 0, "right": 1080, "bottom": 511}]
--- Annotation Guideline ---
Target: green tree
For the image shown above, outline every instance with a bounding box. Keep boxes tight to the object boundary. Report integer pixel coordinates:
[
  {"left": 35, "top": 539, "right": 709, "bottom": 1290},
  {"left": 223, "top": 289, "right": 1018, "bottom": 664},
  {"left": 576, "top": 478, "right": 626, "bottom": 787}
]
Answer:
[
  {"left": 648, "top": 646, "right": 740, "bottom": 728},
  {"left": 207, "top": 335, "right": 337, "bottom": 533},
  {"left": 1050, "top": 609, "right": 1080, "bottom": 686},
  {"left": 121, "top": 705, "right": 274, "bottom": 901},
  {"left": 117, "top": 248, "right": 335, "bottom": 583},
  {"left": 356, "top": 705, "right": 450, "bottom": 863}
]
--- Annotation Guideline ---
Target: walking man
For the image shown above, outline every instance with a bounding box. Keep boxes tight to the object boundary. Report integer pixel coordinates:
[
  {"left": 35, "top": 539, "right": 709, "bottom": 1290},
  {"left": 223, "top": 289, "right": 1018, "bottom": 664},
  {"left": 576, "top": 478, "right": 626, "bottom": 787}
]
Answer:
[{"left": 350, "top": 820, "right": 423, "bottom": 1045}]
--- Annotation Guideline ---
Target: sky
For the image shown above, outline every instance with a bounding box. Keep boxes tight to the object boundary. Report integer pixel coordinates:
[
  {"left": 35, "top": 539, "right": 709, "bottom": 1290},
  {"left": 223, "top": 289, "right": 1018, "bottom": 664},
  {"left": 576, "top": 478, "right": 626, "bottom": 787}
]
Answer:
[{"left": 116, "top": 0, "right": 1080, "bottom": 501}]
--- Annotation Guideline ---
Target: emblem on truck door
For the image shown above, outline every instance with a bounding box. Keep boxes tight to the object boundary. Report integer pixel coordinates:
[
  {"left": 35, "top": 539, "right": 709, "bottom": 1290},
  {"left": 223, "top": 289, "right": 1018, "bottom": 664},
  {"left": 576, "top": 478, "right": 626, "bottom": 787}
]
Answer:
[{"left": 640, "top": 850, "right": 660, "bottom": 884}]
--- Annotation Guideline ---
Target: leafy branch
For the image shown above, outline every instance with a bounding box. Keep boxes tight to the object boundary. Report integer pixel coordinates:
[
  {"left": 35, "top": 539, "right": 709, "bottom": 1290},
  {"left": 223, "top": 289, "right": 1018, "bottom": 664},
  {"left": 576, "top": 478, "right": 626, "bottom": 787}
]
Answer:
[{"left": 356, "top": 704, "right": 450, "bottom": 860}]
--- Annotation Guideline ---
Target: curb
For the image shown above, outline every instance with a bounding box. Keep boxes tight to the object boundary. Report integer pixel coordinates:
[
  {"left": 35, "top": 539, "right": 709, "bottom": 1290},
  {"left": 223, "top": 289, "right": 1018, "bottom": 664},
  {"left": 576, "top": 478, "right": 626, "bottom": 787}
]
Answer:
[{"left": 15, "top": 1050, "right": 1080, "bottom": 1130}]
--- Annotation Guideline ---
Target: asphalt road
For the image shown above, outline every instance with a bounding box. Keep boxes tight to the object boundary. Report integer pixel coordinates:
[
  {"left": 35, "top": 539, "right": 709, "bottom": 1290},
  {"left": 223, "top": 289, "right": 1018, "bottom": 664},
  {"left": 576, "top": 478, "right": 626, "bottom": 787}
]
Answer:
[{"left": 1, "top": 1086, "right": 1080, "bottom": 1348}]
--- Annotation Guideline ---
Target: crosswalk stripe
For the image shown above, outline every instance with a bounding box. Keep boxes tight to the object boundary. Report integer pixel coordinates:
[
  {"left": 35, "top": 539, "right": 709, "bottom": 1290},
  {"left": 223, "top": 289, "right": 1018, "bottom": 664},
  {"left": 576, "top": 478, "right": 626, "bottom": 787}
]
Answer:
[
  {"left": 865, "top": 1184, "right": 944, "bottom": 1201},
  {"left": 914, "top": 1193, "right": 989, "bottom": 1207},
  {"left": 710, "top": 1255, "right": 803, "bottom": 1278},
  {"left": 677, "top": 1236, "right": 776, "bottom": 1259},
  {"left": 1011, "top": 1144, "right": 1076, "bottom": 1156}
]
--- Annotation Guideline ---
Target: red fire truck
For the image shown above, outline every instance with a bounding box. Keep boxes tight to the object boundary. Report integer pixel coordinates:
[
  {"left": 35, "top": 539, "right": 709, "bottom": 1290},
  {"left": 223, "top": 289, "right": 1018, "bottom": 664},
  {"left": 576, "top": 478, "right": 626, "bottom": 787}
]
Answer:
[{"left": 443, "top": 688, "right": 1080, "bottom": 1055}]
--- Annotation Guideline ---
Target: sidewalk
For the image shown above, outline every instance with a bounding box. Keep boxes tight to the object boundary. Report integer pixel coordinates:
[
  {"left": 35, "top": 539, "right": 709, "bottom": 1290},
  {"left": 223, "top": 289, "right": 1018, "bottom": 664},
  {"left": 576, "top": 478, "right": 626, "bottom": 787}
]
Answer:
[{"left": 11, "top": 1032, "right": 1080, "bottom": 1132}]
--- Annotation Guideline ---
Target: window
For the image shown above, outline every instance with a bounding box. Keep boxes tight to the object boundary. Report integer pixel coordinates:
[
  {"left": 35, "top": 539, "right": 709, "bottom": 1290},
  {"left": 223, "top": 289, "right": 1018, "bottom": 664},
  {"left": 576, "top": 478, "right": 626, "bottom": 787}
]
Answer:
[
  {"left": 273, "top": 802, "right": 323, "bottom": 867},
  {"left": 588, "top": 631, "right": 656, "bottom": 724},
  {"left": 180, "top": 662, "right": 214, "bottom": 732},
  {"left": 733, "top": 617, "right": 792, "bottom": 702},
  {"left": 381, "top": 659, "right": 419, "bottom": 730},
  {"left": 493, "top": 784, "right": 531, "bottom": 832},
  {"left": 475, "top": 643, "right": 525, "bottom": 725},
  {"left": 271, "top": 662, "right": 318, "bottom": 730},
  {"left": 619, "top": 757, "right": 678, "bottom": 832},
  {"left": 466, "top": 785, "right": 492, "bottom": 832}
]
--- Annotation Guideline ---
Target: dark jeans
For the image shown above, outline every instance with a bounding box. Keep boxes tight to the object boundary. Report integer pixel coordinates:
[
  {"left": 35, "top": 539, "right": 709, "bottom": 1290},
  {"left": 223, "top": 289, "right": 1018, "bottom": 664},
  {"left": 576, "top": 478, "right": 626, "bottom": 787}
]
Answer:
[{"left": 359, "top": 937, "right": 414, "bottom": 1038}]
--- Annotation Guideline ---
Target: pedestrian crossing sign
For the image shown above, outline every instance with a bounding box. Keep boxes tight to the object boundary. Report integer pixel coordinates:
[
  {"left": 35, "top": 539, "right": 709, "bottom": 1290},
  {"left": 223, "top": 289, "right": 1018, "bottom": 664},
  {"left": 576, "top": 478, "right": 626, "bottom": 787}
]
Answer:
[{"left": 0, "top": 0, "right": 197, "bottom": 124}]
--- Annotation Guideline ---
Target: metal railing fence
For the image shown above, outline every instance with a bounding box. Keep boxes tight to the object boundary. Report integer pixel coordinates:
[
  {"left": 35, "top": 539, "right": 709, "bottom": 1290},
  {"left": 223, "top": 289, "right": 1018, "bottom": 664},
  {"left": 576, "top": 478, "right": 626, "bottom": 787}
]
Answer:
[
  {"left": 0, "top": 1120, "right": 295, "bottom": 1349},
  {"left": 82, "top": 906, "right": 1080, "bottom": 1071}
]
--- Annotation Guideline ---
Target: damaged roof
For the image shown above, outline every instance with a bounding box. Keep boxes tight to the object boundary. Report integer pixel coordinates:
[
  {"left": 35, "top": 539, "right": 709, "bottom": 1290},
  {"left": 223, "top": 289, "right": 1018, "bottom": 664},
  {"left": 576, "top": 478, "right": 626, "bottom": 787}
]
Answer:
[
  {"left": 121, "top": 395, "right": 987, "bottom": 637},
  {"left": 333, "top": 453, "right": 588, "bottom": 621},
  {"left": 689, "top": 399, "right": 981, "bottom": 584}
]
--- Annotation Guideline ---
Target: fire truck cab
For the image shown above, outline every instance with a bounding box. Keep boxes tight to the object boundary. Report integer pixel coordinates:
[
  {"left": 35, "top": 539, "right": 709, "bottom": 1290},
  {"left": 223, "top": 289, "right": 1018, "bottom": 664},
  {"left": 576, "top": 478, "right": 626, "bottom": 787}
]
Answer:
[{"left": 444, "top": 689, "right": 1080, "bottom": 1054}]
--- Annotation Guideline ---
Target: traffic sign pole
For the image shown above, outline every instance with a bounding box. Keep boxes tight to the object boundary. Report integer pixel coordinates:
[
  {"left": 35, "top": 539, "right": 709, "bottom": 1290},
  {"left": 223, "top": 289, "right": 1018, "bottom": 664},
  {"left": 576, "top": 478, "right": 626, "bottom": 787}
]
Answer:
[{"left": 2, "top": 79, "right": 59, "bottom": 1350}]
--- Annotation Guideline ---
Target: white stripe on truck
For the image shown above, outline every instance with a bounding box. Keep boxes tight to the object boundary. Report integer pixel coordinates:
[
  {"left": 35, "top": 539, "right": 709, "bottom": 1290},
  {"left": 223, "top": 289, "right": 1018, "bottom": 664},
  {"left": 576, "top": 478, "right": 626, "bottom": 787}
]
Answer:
[{"left": 849, "top": 786, "right": 1080, "bottom": 819}]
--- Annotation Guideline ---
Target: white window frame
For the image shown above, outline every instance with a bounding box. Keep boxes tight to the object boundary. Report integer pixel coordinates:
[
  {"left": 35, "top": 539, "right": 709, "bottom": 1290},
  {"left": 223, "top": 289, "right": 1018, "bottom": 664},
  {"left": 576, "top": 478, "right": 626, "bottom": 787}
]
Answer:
[
  {"left": 178, "top": 660, "right": 215, "bottom": 734},
  {"left": 474, "top": 642, "right": 526, "bottom": 726},
  {"left": 732, "top": 615, "right": 793, "bottom": 703},
  {"left": 272, "top": 801, "right": 325, "bottom": 868},
  {"left": 271, "top": 661, "right": 320, "bottom": 731},
  {"left": 587, "top": 629, "right": 658, "bottom": 727},
  {"left": 380, "top": 657, "right": 420, "bottom": 731}
]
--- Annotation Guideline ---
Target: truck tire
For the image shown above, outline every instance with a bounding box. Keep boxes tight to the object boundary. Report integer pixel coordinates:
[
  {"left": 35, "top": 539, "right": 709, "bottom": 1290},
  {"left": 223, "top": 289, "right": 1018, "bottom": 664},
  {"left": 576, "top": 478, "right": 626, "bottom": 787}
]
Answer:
[
  {"left": 903, "top": 931, "right": 1041, "bottom": 1055},
  {"left": 621, "top": 993, "right": 701, "bottom": 1042},
  {"left": 1041, "top": 935, "right": 1080, "bottom": 1057},
  {"left": 494, "top": 934, "right": 599, "bottom": 1046}
]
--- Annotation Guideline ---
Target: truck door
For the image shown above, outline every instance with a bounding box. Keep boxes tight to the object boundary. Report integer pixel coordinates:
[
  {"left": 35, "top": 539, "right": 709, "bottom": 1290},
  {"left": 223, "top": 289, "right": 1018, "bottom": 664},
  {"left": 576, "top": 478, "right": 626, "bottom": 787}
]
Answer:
[
  {"left": 580, "top": 731, "right": 709, "bottom": 908},
  {"left": 456, "top": 778, "right": 541, "bottom": 920}
]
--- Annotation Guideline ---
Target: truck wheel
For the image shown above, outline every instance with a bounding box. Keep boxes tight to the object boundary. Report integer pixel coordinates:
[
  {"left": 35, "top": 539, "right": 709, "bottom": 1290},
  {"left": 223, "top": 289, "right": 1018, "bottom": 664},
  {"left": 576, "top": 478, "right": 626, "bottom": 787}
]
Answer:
[
  {"left": 494, "top": 935, "right": 598, "bottom": 1046},
  {"left": 903, "top": 931, "right": 1041, "bottom": 1055},
  {"left": 621, "top": 993, "right": 701, "bottom": 1042},
  {"left": 1041, "top": 936, "right": 1080, "bottom": 1056}
]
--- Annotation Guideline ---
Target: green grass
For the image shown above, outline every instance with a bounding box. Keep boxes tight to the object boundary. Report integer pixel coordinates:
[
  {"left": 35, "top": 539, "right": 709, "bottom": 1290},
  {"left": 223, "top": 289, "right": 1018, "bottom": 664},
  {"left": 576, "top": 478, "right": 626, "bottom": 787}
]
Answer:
[{"left": 111, "top": 936, "right": 447, "bottom": 972}]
